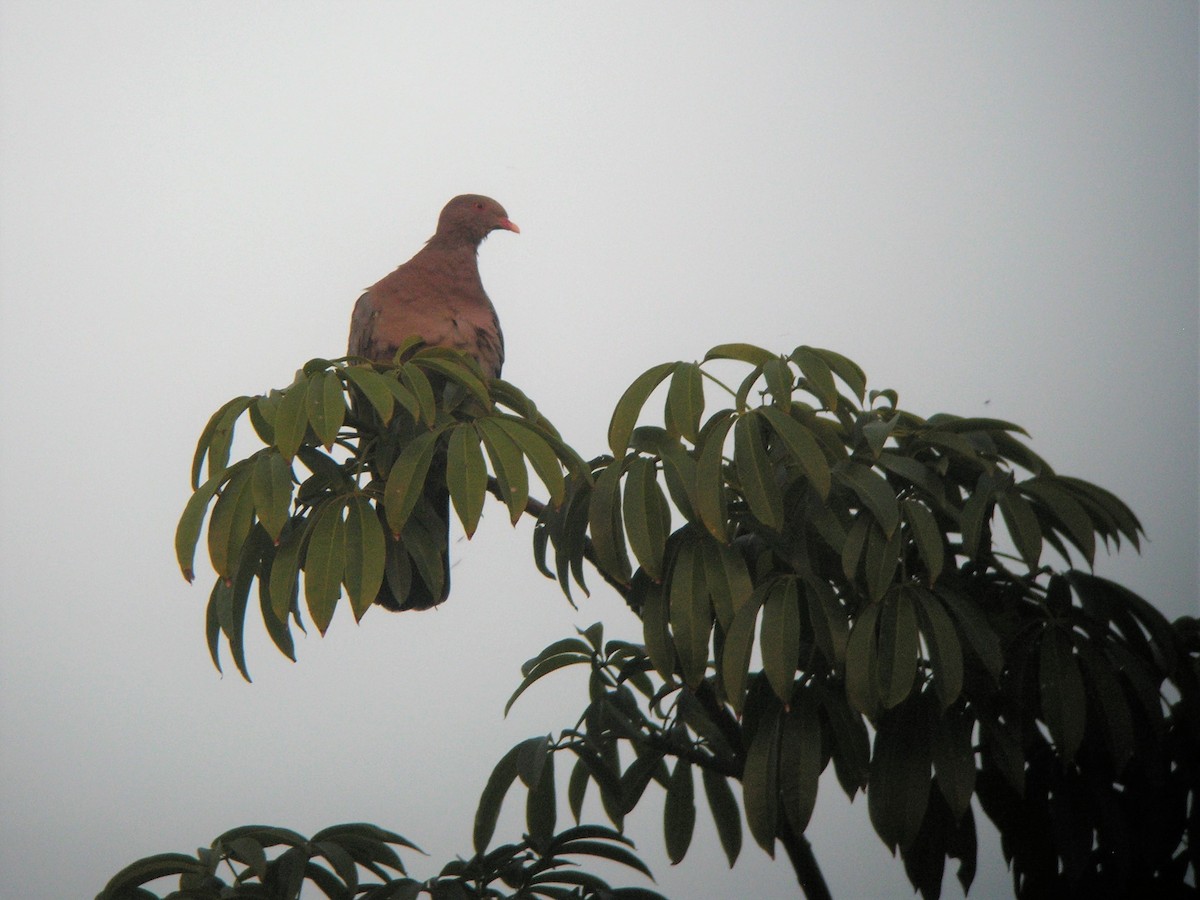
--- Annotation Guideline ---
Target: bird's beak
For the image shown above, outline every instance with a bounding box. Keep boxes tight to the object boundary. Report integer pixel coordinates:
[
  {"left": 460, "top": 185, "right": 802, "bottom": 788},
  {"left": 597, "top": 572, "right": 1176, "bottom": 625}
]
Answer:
[{"left": 498, "top": 218, "right": 520, "bottom": 234}]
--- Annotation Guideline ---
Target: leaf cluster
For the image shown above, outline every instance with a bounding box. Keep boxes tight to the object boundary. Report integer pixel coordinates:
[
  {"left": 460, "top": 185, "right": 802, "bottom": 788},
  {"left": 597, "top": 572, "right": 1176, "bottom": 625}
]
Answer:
[{"left": 97, "top": 822, "right": 664, "bottom": 900}]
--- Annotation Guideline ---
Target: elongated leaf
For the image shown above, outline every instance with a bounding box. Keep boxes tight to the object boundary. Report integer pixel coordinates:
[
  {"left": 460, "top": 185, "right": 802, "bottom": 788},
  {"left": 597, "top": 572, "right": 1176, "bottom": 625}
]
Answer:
[
  {"left": 492, "top": 416, "right": 567, "bottom": 506},
  {"left": 609, "top": 362, "right": 675, "bottom": 457},
  {"left": 176, "top": 469, "right": 227, "bottom": 582},
  {"left": 743, "top": 702, "right": 782, "bottom": 855},
  {"left": 804, "top": 577, "right": 848, "bottom": 668},
  {"left": 705, "top": 539, "right": 753, "bottom": 630},
  {"left": 505, "top": 651, "right": 591, "bottom": 716},
  {"left": 1022, "top": 477, "right": 1096, "bottom": 565},
  {"left": 864, "top": 521, "right": 902, "bottom": 604},
  {"left": 665, "top": 362, "right": 704, "bottom": 443},
  {"left": 702, "top": 768, "right": 742, "bottom": 867},
  {"left": 845, "top": 601, "right": 880, "bottom": 718},
  {"left": 383, "top": 429, "right": 443, "bottom": 536},
  {"left": 304, "top": 500, "right": 346, "bottom": 633},
  {"left": 473, "top": 742, "right": 522, "bottom": 852},
  {"left": 477, "top": 417, "right": 529, "bottom": 524},
  {"left": 446, "top": 424, "right": 487, "bottom": 537},
  {"left": 206, "top": 462, "right": 255, "bottom": 581},
  {"left": 640, "top": 577, "right": 675, "bottom": 683},
  {"left": 192, "top": 395, "right": 253, "bottom": 488},
  {"left": 835, "top": 462, "right": 899, "bottom": 536},
  {"left": 912, "top": 586, "right": 963, "bottom": 709},
  {"left": 668, "top": 534, "right": 711, "bottom": 687},
  {"left": 931, "top": 707, "right": 976, "bottom": 821},
  {"left": 307, "top": 369, "right": 346, "bottom": 449},
  {"left": 761, "top": 579, "right": 801, "bottom": 703},
  {"left": 935, "top": 587, "right": 1003, "bottom": 680},
  {"left": 663, "top": 759, "right": 696, "bottom": 864},
  {"left": 997, "top": 490, "right": 1041, "bottom": 570},
  {"left": 694, "top": 411, "right": 735, "bottom": 542},
  {"left": 526, "top": 747, "right": 557, "bottom": 848},
  {"left": 274, "top": 376, "right": 310, "bottom": 461},
  {"left": 343, "top": 495, "right": 385, "bottom": 620},
  {"left": 898, "top": 502, "right": 941, "bottom": 590},
  {"left": 342, "top": 364, "right": 395, "bottom": 423},
  {"left": 808, "top": 346, "right": 867, "bottom": 403},
  {"left": 868, "top": 698, "right": 932, "bottom": 851},
  {"left": 759, "top": 406, "right": 831, "bottom": 498},
  {"left": 779, "top": 696, "right": 822, "bottom": 835},
  {"left": 719, "top": 584, "right": 769, "bottom": 713},
  {"left": 622, "top": 456, "right": 670, "bottom": 580},
  {"left": 1038, "top": 625, "right": 1086, "bottom": 762},
  {"left": 876, "top": 588, "right": 918, "bottom": 709},
  {"left": 734, "top": 414, "right": 783, "bottom": 529},
  {"left": 251, "top": 450, "right": 294, "bottom": 543},
  {"left": 704, "top": 342, "right": 776, "bottom": 367},
  {"left": 588, "top": 457, "right": 633, "bottom": 586},
  {"left": 415, "top": 353, "right": 491, "bottom": 406},
  {"left": 792, "top": 346, "right": 837, "bottom": 410},
  {"left": 268, "top": 518, "right": 305, "bottom": 624},
  {"left": 762, "top": 357, "right": 793, "bottom": 409}
]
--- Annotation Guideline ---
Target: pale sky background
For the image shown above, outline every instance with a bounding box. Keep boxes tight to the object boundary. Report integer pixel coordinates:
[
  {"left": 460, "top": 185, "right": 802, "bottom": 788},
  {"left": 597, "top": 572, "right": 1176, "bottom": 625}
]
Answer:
[{"left": 0, "top": 4, "right": 1196, "bottom": 899}]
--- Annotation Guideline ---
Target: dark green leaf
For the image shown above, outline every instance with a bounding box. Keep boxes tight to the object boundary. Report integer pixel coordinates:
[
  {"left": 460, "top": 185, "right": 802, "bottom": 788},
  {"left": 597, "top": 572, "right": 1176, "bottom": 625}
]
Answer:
[
  {"left": 304, "top": 500, "right": 346, "bottom": 633},
  {"left": 931, "top": 707, "right": 976, "bottom": 821},
  {"left": 473, "top": 742, "right": 522, "bottom": 852},
  {"left": 251, "top": 450, "right": 294, "bottom": 543},
  {"left": 719, "top": 584, "right": 769, "bottom": 713},
  {"left": 446, "top": 424, "right": 487, "bottom": 538},
  {"left": 997, "top": 490, "right": 1042, "bottom": 570},
  {"left": 835, "top": 462, "right": 899, "bottom": 537},
  {"left": 804, "top": 576, "right": 848, "bottom": 668},
  {"left": 901, "top": 499, "right": 944, "bottom": 585},
  {"left": 779, "top": 696, "right": 822, "bottom": 835},
  {"left": 759, "top": 405, "right": 832, "bottom": 498},
  {"left": 912, "top": 586, "right": 963, "bottom": 709},
  {"left": 761, "top": 578, "right": 801, "bottom": 703},
  {"left": 491, "top": 416, "right": 568, "bottom": 507},
  {"left": 623, "top": 456, "right": 670, "bottom": 580},
  {"left": 734, "top": 414, "right": 783, "bottom": 529},
  {"left": 876, "top": 588, "right": 918, "bottom": 709},
  {"left": 792, "top": 346, "right": 837, "bottom": 410},
  {"left": 274, "top": 375, "right": 311, "bottom": 462},
  {"left": 588, "top": 457, "right": 633, "bottom": 586},
  {"left": 342, "top": 364, "right": 395, "bottom": 423},
  {"left": 640, "top": 577, "right": 676, "bottom": 684},
  {"left": 176, "top": 469, "right": 226, "bottom": 582},
  {"left": 845, "top": 601, "right": 880, "bottom": 719},
  {"left": 1038, "top": 625, "right": 1086, "bottom": 762},
  {"left": 477, "top": 417, "right": 529, "bottom": 524},
  {"left": 693, "top": 411, "right": 735, "bottom": 542},
  {"left": 383, "top": 428, "right": 443, "bottom": 536},
  {"left": 665, "top": 362, "right": 705, "bottom": 443},
  {"left": 743, "top": 702, "right": 782, "bottom": 855},
  {"left": 206, "top": 461, "right": 255, "bottom": 581},
  {"left": 668, "top": 534, "right": 711, "bottom": 687},
  {"left": 608, "top": 362, "right": 676, "bottom": 457},
  {"left": 868, "top": 698, "right": 932, "bottom": 852},
  {"left": 704, "top": 342, "right": 776, "bottom": 367},
  {"left": 344, "top": 495, "right": 385, "bottom": 620},
  {"left": 663, "top": 759, "right": 696, "bottom": 864},
  {"left": 307, "top": 369, "right": 346, "bottom": 449}
]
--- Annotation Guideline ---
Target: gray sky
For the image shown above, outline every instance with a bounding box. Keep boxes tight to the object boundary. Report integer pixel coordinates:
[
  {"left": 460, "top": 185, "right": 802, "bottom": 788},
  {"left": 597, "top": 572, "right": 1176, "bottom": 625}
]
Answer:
[{"left": 1, "top": 4, "right": 1196, "bottom": 898}]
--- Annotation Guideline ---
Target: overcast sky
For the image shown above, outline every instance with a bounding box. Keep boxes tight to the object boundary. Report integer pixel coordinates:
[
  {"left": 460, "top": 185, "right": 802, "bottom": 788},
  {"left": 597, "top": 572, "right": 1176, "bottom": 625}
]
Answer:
[{"left": 1, "top": 4, "right": 1196, "bottom": 899}]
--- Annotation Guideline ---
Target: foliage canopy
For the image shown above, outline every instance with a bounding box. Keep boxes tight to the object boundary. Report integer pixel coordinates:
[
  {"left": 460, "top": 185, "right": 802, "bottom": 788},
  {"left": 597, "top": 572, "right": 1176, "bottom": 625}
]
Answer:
[{"left": 106, "top": 342, "right": 1198, "bottom": 899}]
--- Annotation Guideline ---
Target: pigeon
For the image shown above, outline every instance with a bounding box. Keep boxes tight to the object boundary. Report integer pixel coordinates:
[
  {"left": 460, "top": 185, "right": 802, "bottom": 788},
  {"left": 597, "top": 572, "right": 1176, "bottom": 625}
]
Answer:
[{"left": 347, "top": 195, "right": 518, "bottom": 611}]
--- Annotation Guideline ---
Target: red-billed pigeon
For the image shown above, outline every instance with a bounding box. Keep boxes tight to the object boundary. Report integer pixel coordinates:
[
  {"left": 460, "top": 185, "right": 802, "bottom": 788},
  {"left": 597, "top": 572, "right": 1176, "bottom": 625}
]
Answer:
[{"left": 347, "top": 194, "right": 518, "bottom": 610}]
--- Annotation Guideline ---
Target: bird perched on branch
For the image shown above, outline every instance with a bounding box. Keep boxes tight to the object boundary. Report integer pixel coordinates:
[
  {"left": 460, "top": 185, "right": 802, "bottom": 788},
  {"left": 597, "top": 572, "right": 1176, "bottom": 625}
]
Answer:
[{"left": 348, "top": 194, "right": 519, "bottom": 610}]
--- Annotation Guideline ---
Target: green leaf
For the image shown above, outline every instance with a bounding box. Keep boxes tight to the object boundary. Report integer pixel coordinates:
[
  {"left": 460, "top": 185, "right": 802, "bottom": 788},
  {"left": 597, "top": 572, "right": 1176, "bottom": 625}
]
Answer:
[
  {"left": 804, "top": 576, "right": 848, "bottom": 668},
  {"left": 901, "top": 499, "right": 944, "bottom": 586},
  {"left": 762, "top": 357, "right": 793, "bottom": 410},
  {"left": 808, "top": 346, "right": 867, "bottom": 403},
  {"left": 192, "top": 395, "right": 254, "bottom": 488},
  {"left": 841, "top": 514, "right": 869, "bottom": 583},
  {"left": 779, "top": 696, "right": 823, "bottom": 835},
  {"left": 623, "top": 456, "right": 671, "bottom": 580},
  {"left": 704, "top": 342, "right": 776, "bottom": 367},
  {"left": 1038, "top": 625, "right": 1086, "bottom": 762},
  {"left": 912, "top": 586, "right": 963, "bottom": 710},
  {"left": 704, "top": 539, "right": 753, "bottom": 630},
  {"left": 307, "top": 369, "right": 346, "bottom": 449},
  {"left": 663, "top": 759, "right": 696, "bottom": 865},
  {"left": 1022, "top": 477, "right": 1096, "bottom": 565},
  {"left": 415, "top": 352, "right": 492, "bottom": 406},
  {"left": 719, "top": 584, "right": 769, "bottom": 713},
  {"left": 759, "top": 406, "right": 832, "bottom": 498},
  {"left": 835, "top": 462, "right": 899, "bottom": 537},
  {"left": 761, "top": 578, "right": 801, "bottom": 703},
  {"left": 477, "top": 417, "right": 529, "bottom": 524},
  {"left": 702, "top": 768, "right": 742, "bottom": 867},
  {"left": 474, "top": 742, "right": 522, "bottom": 852},
  {"left": 268, "top": 518, "right": 305, "bottom": 624},
  {"left": 864, "top": 520, "right": 902, "bottom": 604},
  {"left": 274, "top": 375, "right": 311, "bottom": 462},
  {"left": 588, "top": 457, "right": 633, "bottom": 586},
  {"left": 640, "top": 577, "right": 676, "bottom": 684},
  {"left": 176, "top": 469, "right": 226, "bottom": 582},
  {"left": 693, "top": 411, "right": 735, "bottom": 542},
  {"left": 665, "top": 362, "right": 705, "bottom": 443},
  {"left": 251, "top": 450, "right": 294, "bottom": 543},
  {"left": 526, "top": 745, "right": 557, "bottom": 848},
  {"left": 792, "top": 345, "right": 837, "bottom": 410},
  {"left": 997, "top": 490, "right": 1042, "bottom": 570},
  {"left": 206, "top": 461, "right": 256, "bottom": 581},
  {"left": 383, "top": 429, "right": 443, "bottom": 536},
  {"left": 304, "top": 500, "right": 346, "bottom": 633},
  {"left": 935, "top": 587, "right": 1003, "bottom": 680},
  {"left": 743, "top": 701, "right": 782, "bottom": 855},
  {"left": 504, "top": 649, "right": 591, "bottom": 716},
  {"left": 343, "top": 495, "right": 385, "bottom": 620},
  {"left": 668, "top": 534, "right": 711, "bottom": 687},
  {"left": 845, "top": 601, "right": 880, "bottom": 719},
  {"left": 875, "top": 588, "right": 918, "bottom": 709},
  {"left": 734, "top": 414, "right": 783, "bottom": 529},
  {"left": 608, "top": 361, "right": 675, "bottom": 457},
  {"left": 491, "top": 416, "right": 567, "bottom": 507},
  {"left": 342, "top": 364, "right": 395, "bottom": 423},
  {"left": 930, "top": 707, "right": 976, "bottom": 821},
  {"left": 446, "top": 424, "right": 487, "bottom": 538},
  {"left": 959, "top": 478, "right": 993, "bottom": 562},
  {"left": 868, "top": 698, "right": 932, "bottom": 852},
  {"left": 400, "top": 364, "right": 437, "bottom": 427}
]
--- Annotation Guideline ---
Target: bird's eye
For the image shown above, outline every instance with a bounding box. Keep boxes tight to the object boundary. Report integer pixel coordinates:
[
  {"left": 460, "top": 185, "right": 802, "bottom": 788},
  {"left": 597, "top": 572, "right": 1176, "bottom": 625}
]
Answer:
[{"left": 474, "top": 202, "right": 484, "bottom": 210}]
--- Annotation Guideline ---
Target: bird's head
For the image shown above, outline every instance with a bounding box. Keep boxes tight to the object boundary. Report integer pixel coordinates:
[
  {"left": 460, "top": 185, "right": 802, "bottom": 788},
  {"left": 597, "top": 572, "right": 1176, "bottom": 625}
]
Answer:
[{"left": 435, "top": 194, "right": 520, "bottom": 246}]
